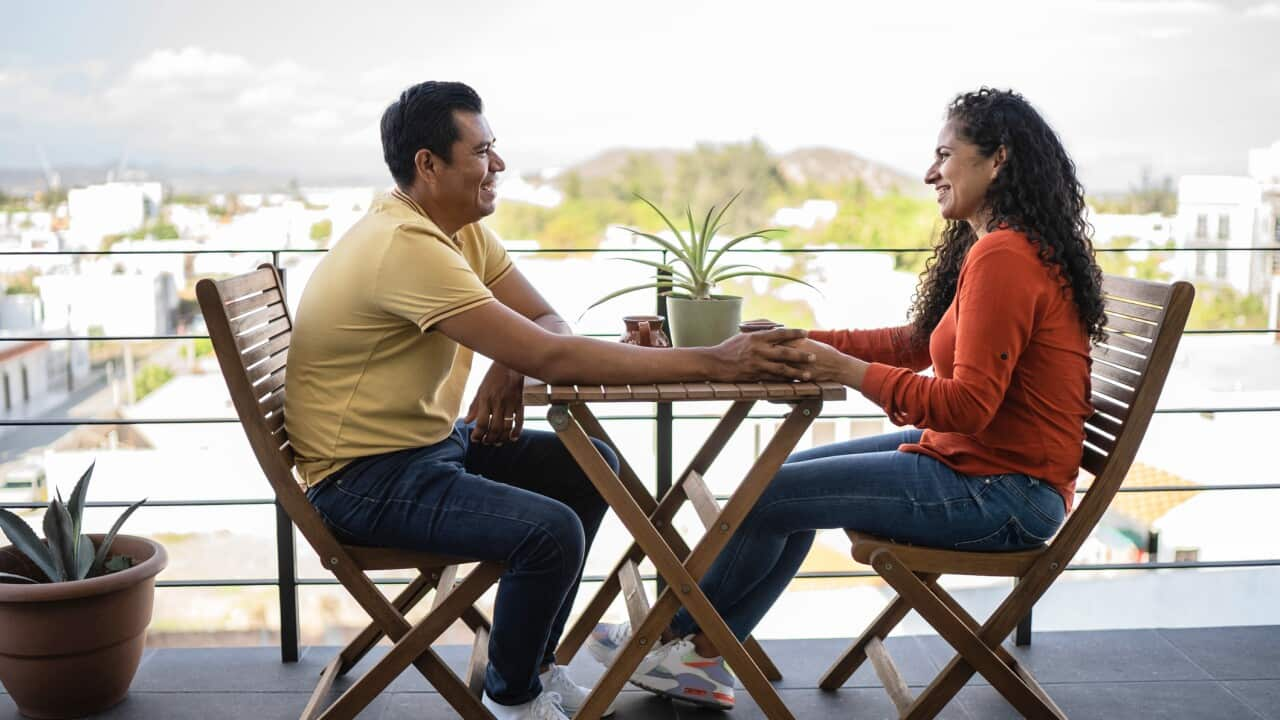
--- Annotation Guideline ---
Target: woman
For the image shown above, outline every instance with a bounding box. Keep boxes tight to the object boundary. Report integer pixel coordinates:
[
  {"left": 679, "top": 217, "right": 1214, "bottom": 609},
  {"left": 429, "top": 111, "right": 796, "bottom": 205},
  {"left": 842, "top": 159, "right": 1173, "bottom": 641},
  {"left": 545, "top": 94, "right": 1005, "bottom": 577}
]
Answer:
[{"left": 587, "top": 88, "right": 1107, "bottom": 710}]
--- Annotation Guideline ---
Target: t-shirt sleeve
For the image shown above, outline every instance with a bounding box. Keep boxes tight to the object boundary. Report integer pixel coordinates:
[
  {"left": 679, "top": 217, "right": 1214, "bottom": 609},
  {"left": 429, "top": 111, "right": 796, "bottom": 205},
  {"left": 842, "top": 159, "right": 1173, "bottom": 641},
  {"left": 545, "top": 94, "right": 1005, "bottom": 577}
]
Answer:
[
  {"left": 860, "top": 241, "right": 1043, "bottom": 434},
  {"left": 376, "top": 223, "right": 496, "bottom": 331},
  {"left": 479, "top": 223, "right": 515, "bottom": 287}
]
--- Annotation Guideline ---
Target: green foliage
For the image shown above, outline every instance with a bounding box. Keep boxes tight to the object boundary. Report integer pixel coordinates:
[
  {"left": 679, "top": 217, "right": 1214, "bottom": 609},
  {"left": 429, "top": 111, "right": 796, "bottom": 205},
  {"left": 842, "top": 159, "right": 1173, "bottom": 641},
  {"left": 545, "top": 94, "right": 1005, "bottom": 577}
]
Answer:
[
  {"left": 4, "top": 270, "right": 38, "bottom": 295},
  {"left": 0, "top": 463, "right": 146, "bottom": 584},
  {"left": 784, "top": 187, "right": 939, "bottom": 273},
  {"left": 1095, "top": 237, "right": 1174, "bottom": 282},
  {"left": 1187, "top": 285, "right": 1268, "bottom": 331},
  {"left": 1089, "top": 169, "right": 1176, "bottom": 216},
  {"left": 128, "top": 221, "right": 179, "bottom": 241},
  {"left": 587, "top": 193, "right": 814, "bottom": 309},
  {"left": 133, "top": 364, "right": 174, "bottom": 402},
  {"left": 309, "top": 219, "right": 332, "bottom": 245}
]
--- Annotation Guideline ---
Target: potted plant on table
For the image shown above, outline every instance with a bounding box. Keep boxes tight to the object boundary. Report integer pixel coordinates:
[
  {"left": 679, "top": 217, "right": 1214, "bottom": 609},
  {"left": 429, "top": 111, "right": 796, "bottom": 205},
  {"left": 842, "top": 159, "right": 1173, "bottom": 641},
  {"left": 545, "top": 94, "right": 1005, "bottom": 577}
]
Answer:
[
  {"left": 587, "top": 192, "right": 816, "bottom": 347},
  {"left": 0, "top": 462, "right": 165, "bottom": 719}
]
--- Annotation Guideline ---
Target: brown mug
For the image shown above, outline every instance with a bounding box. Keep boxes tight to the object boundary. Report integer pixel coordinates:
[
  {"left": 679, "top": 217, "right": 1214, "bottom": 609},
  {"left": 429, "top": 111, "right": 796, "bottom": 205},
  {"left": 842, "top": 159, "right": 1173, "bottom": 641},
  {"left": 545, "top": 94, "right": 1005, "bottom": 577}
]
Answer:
[
  {"left": 620, "top": 315, "right": 671, "bottom": 347},
  {"left": 739, "top": 319, "right": 785, "bottom": 334}
]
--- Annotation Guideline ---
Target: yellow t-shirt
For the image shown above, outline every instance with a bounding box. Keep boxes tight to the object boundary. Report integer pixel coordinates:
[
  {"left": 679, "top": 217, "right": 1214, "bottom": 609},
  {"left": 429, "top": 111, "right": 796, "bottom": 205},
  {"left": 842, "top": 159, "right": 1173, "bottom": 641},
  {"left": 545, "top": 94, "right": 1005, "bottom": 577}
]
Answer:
[{"left": 284, "top": 189, "right": 514, "bottom": 487}]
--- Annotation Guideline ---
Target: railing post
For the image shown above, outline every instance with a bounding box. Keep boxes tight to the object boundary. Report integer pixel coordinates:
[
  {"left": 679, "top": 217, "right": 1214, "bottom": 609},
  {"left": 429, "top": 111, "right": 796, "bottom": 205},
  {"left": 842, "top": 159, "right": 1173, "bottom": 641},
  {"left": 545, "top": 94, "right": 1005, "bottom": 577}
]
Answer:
[
  {"left": 655, "top": 251, "right": 673, "bottom": 596},
  {"left": 272, "top": 252, "right": 300, "bottom": 663}
]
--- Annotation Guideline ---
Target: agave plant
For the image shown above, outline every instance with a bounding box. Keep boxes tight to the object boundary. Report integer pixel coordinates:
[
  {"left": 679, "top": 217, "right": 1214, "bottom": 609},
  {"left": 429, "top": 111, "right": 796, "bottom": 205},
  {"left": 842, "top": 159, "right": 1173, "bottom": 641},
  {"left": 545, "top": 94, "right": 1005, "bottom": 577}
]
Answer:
[
  {"left": 586, "top": 192, "right": 816, "bottom": 310},
  {"left": 0, "top": 463, "right": 146, "bottom": 584}
]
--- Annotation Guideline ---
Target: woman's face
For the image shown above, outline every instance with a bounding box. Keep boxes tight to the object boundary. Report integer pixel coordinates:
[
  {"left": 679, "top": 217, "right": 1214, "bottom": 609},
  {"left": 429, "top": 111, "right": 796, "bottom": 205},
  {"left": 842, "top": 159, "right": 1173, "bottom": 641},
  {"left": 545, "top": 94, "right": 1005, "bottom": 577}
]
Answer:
[{"left": 924, "top": 120, "right": 1003, "bottom": 230}]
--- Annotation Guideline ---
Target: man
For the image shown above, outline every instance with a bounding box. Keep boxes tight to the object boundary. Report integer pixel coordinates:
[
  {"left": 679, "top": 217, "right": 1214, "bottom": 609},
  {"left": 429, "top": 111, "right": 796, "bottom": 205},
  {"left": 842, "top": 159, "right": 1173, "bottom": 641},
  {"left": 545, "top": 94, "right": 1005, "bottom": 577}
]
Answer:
[{"left": 285, "top": 81, "right": 813, "bottom": 720}]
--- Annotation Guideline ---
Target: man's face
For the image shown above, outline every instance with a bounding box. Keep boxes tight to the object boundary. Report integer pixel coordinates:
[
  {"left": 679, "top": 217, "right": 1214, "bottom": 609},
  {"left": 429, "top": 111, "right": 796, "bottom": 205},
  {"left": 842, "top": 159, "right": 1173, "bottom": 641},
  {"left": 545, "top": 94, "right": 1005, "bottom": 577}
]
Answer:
[{"left": 431, "top": 110, "right": 505, "bottom": 226}]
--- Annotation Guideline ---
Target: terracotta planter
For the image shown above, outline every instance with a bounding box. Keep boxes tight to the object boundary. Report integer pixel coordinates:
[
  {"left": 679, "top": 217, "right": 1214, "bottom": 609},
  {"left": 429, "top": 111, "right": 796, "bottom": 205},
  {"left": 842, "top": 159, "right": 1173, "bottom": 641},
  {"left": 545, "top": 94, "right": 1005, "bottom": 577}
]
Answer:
[{"left": 0, "top": 535, "right": 167, "bottom": 719}]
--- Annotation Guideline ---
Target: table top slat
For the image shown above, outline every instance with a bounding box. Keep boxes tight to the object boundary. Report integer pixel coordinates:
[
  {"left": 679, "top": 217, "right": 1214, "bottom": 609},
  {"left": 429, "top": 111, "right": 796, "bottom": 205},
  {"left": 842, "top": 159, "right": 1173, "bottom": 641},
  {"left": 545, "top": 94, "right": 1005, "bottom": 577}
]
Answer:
[
  {"left": 685, "top": 382, "right": 718, "bottom": 400},
  {"left": 522, "top": 380, "right": 846, "bottom": 404},
  {"left": 575, "top": 385, "right": 607, "bottom": 401},
  {"left": 708, "top": 382, "right": 743, "bottom": 399},
  {"left": 601, "top": 385, "right": 633, "bottom": 401},
  {"left": 655, "top": 383, "right": 689, "bottom": 400},
  {"left": 630, "top": 384, "right": 662, "bottom": 401}
]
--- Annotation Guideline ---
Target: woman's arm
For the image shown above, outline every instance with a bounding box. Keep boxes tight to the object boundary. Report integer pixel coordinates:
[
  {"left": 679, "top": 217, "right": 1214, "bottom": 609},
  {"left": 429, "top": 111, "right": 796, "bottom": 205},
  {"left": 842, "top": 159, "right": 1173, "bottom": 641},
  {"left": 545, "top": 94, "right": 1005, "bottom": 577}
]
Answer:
[{"left": 808, "top": 325, "right": 931, "bottom": 371}]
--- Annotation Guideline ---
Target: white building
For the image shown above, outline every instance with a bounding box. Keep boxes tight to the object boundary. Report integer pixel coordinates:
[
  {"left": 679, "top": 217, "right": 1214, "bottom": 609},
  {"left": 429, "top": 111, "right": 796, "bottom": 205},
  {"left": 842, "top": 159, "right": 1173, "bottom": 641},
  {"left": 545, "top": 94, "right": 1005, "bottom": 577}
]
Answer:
[
  {"left": 66, "top": 181, "right": 163, "bottom": 250},
  {"left": 1174, "top": 175, "right": 1276, "bottom": 298},
  {"left": 0, "top": 294, "right": 91, "bottom": 417},
  {"left": 34, "top": 271, "right": 178, "bottom": 336},
  {"left": 1088, "top": 210, "right": 1177, "bottom": 248}
]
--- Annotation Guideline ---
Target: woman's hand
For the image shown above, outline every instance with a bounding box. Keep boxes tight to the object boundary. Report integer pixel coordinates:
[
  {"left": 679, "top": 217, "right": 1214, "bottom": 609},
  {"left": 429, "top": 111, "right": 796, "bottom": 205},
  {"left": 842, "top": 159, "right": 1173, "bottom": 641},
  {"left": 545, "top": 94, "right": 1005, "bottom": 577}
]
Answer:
[
  {"left": 464, "top": 362, "right": 525, "bottom": 445},
  {"left": 708, "top": 328, "right": 816, "bottom": 381},
  {"left": 783, "top": 337, "right": 868, "bottom": 388}
]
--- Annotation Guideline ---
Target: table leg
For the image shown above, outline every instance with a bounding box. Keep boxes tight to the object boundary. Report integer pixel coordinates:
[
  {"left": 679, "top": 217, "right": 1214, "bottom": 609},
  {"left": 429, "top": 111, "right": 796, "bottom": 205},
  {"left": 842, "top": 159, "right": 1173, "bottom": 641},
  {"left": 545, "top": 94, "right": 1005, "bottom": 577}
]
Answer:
[{"left": 549, "top": 400, "right": 822, "bottom": 719}]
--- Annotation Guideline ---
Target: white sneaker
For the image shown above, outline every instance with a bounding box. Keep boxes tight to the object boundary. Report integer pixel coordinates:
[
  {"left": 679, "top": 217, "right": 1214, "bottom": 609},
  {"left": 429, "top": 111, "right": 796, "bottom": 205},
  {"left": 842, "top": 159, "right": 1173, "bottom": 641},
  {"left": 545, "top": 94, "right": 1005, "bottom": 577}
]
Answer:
[
  {"left": 586, "top": 621, "right": 632, "bottom": 666},
  {"left": 540, "top": 664, "right": 617, "bottom": 717},
  {"left": 482, "top": 690, "right": 567, "bottom": 720},
  {"left": 630, "top": 636, "right": 736, "bottom": 710}
]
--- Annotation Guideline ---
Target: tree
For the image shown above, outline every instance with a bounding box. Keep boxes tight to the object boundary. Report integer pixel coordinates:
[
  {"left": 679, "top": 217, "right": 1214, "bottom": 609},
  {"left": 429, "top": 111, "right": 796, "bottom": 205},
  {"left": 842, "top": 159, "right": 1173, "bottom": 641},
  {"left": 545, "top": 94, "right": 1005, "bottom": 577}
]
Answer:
[
  {"left": 310, "top": 219, "right": 332, "bottom": 246},
  {"left": 1090, "top": 168, "right": 1176, "bottom": 215}
]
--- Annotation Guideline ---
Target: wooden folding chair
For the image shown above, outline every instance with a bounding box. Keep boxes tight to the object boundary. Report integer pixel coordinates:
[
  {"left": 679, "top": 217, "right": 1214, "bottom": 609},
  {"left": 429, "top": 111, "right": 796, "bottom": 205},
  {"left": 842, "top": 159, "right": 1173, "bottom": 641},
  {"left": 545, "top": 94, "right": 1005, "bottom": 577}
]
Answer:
[
  {"left": 198, "top": 264, "right": 503, "bottom": 720},
  {"left": 818, "top": 275, "right": 1194, "bottom": 719}
]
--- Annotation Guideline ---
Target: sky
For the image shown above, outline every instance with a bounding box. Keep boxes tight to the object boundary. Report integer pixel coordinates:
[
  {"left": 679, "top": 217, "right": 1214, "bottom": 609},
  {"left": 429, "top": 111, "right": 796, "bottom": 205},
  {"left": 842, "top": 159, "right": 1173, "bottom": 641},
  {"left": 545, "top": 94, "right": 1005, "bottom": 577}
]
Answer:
[{"left": 2, "top": 0, "right": 1279, "bottom": 192}]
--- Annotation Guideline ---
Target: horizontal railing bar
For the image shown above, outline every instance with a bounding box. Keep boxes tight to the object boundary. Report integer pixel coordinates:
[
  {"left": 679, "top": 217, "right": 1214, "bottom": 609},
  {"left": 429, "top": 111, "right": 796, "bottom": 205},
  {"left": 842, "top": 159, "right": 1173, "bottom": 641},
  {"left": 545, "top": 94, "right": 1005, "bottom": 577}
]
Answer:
[
  {"left": 4, "top": 406, "right": 1279, "bottom": 427},
  {"left": 147, "top": 557, "right": 1280, "bottom": 589},
  {"left": 0, "top": 499, "right": 274, "bottom": 510},
  {"left": 1, "top": 332, "right": 620, "bottom": 342},
  {"left": 2, "top": 245, "right": 1275, "bottom": 257},
  {"left": 708, "top": 483, "right": 1280, "bottom": 503}
]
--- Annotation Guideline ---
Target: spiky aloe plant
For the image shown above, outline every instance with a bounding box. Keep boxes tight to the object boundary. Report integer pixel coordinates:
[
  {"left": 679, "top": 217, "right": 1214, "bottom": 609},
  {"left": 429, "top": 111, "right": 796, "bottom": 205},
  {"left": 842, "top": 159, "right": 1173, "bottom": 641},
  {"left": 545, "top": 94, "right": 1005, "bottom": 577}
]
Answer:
[
  {"left": 586, "top": 192, "right": 817, "bottom": 310},
  {"left": 0, "top": 463, "right": 146, "bottom": 584}
]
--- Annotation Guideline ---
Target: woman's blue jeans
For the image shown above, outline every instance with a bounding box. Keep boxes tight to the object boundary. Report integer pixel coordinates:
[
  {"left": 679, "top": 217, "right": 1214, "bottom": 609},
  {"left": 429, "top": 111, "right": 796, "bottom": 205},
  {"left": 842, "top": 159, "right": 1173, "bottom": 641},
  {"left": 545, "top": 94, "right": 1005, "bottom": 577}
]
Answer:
[
  {"left": 668, "top": 429, "right": 1067, "bottom": 641},
  {"left": 306, "top": 421, "right": 617, "bottom": 706}
]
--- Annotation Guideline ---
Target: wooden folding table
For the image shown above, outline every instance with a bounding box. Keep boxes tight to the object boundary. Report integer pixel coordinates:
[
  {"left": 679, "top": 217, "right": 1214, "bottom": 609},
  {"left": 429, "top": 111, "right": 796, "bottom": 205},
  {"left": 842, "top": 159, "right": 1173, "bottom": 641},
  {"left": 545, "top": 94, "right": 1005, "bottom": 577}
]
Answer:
[{"left": 523, "top": 381, "right": 846, "bottom": 720}]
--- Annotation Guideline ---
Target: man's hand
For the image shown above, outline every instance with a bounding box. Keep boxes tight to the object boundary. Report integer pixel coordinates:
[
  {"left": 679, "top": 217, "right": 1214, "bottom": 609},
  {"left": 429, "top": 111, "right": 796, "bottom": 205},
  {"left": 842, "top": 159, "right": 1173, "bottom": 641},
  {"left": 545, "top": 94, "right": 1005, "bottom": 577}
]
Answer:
[
  {"left": 708, "top": 328, "right": 817, "bottom": 381},
  {"left": 783, "top": 337, "right": 867, "bottom": 388},
  {"left": 464, "top": 362, "right": 526, "bottom": 445}
]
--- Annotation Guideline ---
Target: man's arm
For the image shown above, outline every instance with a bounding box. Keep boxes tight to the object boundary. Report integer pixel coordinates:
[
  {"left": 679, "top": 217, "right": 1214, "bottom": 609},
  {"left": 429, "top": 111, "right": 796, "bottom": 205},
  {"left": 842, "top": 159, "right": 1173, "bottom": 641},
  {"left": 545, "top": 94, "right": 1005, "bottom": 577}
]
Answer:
[
  {"left": 436, "top": 300, "right": 814, "bottom": 387},
  {"left": 462, "top": 267, "right": 569, "bottom": 444}
]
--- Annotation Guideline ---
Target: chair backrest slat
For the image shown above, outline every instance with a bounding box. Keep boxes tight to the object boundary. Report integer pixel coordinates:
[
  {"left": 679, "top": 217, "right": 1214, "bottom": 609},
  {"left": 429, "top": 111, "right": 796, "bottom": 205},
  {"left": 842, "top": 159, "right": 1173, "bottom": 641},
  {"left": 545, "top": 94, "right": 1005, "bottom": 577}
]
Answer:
[
  {"left": 197, "top": 264, "right": 347, "bottom": 561},
  {"left": 1048, "top": 275, "right": 1194, "bottom": 560}
]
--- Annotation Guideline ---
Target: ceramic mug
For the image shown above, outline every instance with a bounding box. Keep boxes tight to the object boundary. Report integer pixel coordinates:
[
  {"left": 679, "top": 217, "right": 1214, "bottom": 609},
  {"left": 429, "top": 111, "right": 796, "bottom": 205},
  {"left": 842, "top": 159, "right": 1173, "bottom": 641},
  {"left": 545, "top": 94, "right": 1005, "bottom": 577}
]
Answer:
[
  {"left": 620, "top": 315, "right": 672, "bottom": 348},
  {"left": 739, "top": 319, "right": 785, "bottom": 334}
]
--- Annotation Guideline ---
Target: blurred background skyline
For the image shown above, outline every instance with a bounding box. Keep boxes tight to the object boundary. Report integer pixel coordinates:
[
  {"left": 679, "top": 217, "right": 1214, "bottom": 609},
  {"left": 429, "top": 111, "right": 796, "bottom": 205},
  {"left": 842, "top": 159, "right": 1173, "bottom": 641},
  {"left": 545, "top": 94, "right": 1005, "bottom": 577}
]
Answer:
[{"left": 3, "top": 0, "right": 1280, "bottom": 192}]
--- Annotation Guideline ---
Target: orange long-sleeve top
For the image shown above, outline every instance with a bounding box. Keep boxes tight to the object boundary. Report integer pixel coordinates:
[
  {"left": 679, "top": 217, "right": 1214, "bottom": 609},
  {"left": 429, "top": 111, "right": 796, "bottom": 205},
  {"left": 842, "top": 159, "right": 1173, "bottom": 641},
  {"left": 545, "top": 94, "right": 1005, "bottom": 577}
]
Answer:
[{"left": 809, "top": 229, "right": 1092, "bottom": 511}]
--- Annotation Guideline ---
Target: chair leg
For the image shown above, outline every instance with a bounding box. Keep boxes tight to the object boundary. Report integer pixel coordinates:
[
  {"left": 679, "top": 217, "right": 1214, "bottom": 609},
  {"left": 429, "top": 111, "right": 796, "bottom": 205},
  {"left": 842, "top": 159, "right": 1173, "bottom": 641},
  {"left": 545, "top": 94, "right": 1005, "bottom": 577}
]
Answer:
[
  {"left": 336, "top": 571, "right": 437, "bottom": 675},
  {"left": 320, "top": 563, "right": 504, "bottom": 720},
  {"left": 819, "top": 572, "right": 939, "bottom": 690},
  {"left": 1015, "top": 577, "right": 1033, "bottom": 646},
  {"left": 869, "top": 550, "right": 1060, "bottom": 720}
]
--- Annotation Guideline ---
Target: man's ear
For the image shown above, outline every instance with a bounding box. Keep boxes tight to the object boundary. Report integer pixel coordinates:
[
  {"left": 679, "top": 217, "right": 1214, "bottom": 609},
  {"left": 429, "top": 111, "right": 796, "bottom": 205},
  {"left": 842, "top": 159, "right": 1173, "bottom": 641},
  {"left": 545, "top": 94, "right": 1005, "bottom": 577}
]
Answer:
[
  {"left": 414, "top": 149, "right": 436, "bottom": 185},
  {"left": 990, "top": 145, "right": 1008, "bottom": 178}
]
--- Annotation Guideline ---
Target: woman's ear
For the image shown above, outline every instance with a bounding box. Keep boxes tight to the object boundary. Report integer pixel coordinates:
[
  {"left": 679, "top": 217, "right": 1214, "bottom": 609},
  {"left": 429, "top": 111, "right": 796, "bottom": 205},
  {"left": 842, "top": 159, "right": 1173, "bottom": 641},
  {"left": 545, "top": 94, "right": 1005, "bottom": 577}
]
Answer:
[{"left": 990, "top": 145, "right": 1008, "bottom": 178}]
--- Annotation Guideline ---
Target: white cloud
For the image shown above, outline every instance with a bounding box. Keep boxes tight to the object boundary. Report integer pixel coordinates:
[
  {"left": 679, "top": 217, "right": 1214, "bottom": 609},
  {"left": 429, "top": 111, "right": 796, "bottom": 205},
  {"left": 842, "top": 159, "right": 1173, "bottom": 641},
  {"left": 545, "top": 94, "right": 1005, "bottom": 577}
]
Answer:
[
  {"left": 130, "top": 47, "right": 252, "bottom": 82},
  {"left": 1069, "top": 0, "right": 1222, "bottom": 14},
  {"left": 1146, "top": 26, "right": 1192, "bottom": 39},
  {"left": 1244, "top": 2, "right": 1280, "bottom": 17}
]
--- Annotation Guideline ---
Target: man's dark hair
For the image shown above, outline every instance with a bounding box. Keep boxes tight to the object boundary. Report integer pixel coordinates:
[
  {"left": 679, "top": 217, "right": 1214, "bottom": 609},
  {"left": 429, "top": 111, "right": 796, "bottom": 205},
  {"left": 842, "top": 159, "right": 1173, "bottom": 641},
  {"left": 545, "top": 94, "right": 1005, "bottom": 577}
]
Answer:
[{"left": 380, "top": 81, "right": 483, "bottom": 188}]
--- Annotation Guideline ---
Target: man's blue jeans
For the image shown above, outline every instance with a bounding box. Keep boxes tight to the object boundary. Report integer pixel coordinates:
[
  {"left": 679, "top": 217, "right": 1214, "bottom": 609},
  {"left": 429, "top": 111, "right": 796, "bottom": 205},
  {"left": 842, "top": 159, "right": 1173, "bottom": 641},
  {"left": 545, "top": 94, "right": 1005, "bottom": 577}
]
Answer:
[
  {"left": 669, "top": 429, "right": 1067, "bottom": 641},
  {"left": 306, "top": 421, "right": 617, "bottom": 705}
]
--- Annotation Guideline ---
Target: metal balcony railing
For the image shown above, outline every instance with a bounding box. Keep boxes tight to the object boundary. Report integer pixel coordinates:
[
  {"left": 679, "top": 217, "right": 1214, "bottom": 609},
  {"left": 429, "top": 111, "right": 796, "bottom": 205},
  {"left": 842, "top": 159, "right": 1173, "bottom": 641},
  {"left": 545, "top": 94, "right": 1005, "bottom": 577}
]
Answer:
[{"left": 1, "top": 244, "right": 1277, "bottom": 661}]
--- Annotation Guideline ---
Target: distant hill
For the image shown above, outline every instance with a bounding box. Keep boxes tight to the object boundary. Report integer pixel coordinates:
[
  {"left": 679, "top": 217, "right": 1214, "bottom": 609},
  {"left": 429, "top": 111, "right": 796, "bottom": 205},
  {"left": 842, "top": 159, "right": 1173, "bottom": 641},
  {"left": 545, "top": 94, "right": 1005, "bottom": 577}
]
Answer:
[
  {"left": 778, "top": 147, "right": 928, "bottom": 197},
  {"left": 560, "top": 145, "right": 927, "bottom": 197}
]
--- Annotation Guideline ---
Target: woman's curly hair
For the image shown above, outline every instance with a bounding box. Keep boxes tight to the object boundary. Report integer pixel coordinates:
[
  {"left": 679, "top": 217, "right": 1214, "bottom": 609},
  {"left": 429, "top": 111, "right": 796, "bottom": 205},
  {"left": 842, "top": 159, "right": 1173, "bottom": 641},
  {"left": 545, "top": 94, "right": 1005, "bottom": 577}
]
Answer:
[{"left": 909, "top": 88, "right": 1106, "bottom": 348}]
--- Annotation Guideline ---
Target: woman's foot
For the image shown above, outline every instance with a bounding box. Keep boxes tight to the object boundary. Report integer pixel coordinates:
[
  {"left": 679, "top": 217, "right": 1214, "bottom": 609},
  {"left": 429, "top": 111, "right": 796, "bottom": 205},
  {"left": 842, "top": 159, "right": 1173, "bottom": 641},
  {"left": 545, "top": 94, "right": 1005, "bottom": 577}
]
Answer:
[
  {"left": 630, "top": 636, "right": 736, "bottom": 710},
  {"left": 586, "top": 621, "right": 632, "bottom": 666}
]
